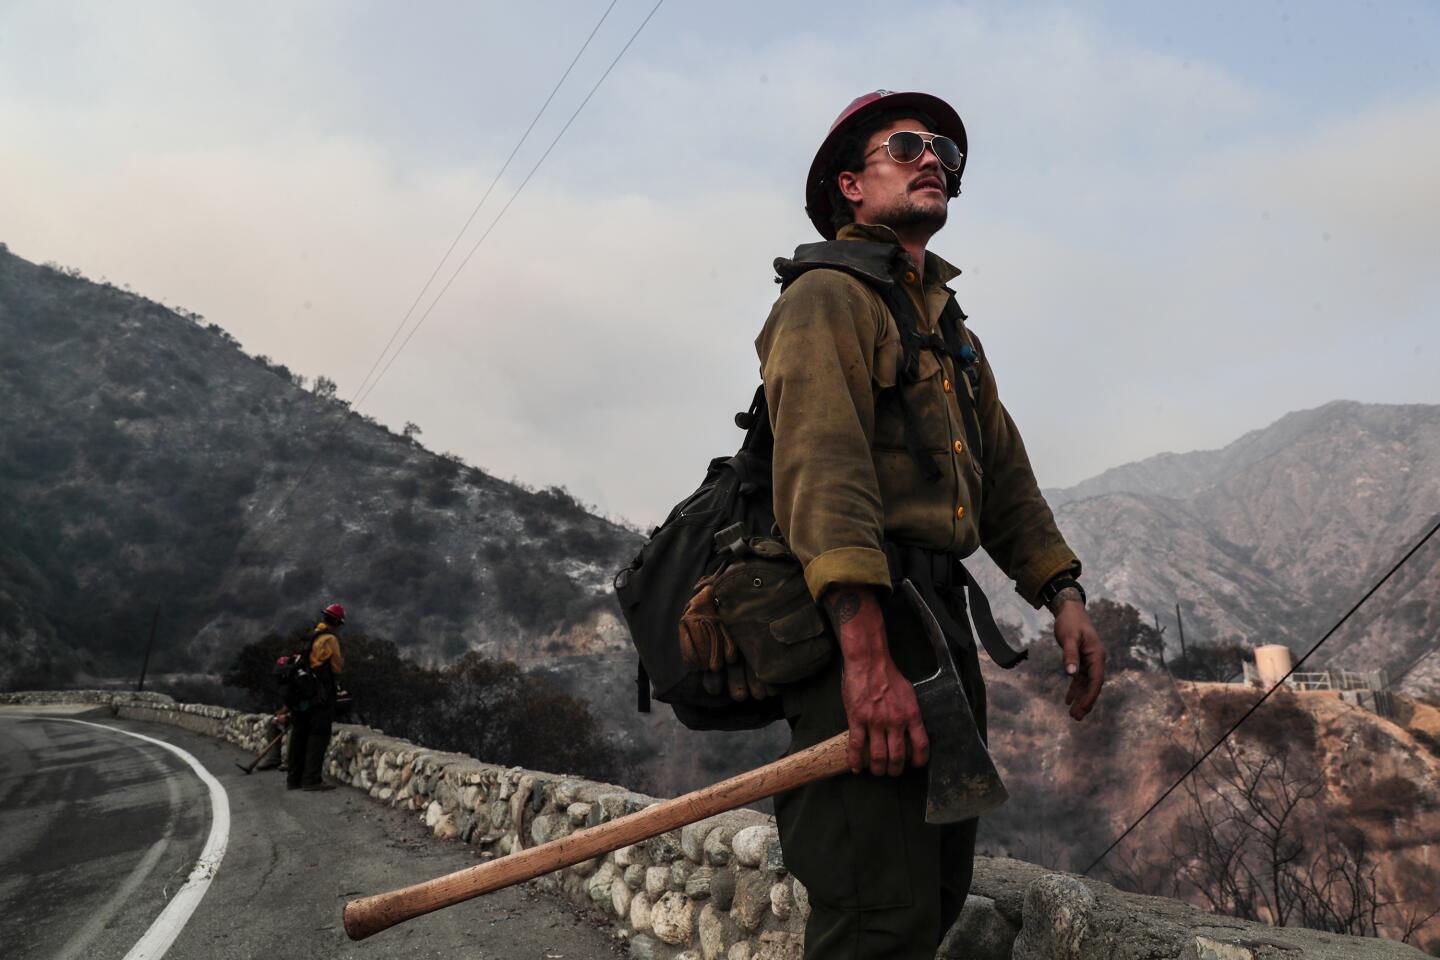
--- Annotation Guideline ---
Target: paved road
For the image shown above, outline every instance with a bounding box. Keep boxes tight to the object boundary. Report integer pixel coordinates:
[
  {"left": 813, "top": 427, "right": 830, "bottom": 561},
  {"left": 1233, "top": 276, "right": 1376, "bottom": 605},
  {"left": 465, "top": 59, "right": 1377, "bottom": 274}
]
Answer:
[{"left": 0, "top": 706, "right": 624, "bottom": 959}]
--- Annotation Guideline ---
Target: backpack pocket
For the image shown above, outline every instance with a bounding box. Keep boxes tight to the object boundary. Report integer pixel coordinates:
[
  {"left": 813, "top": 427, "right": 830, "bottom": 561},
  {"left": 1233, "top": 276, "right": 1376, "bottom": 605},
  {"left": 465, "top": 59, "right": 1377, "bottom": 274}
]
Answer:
[{"left": 712, "top": 551, "right": 833, "bottom": 686}]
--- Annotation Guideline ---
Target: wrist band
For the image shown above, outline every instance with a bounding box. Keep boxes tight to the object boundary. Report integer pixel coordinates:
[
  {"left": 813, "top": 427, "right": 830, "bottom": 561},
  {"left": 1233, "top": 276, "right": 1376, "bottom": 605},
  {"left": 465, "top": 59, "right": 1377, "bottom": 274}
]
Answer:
[{"left": 1041, "top": 575, "right": 1085, "bottom": 608}]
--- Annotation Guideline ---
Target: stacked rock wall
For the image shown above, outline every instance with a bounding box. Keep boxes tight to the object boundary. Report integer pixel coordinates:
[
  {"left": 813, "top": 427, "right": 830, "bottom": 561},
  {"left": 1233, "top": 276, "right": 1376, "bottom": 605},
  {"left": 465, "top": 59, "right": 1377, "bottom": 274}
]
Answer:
[
  {"left": 323, "top": 725, "right": 806, "bottom": 959},
  {"left": 1, "top": 692, "right": 1425, "bottom": 960},
  {"left": 0, "top": 689, "right": 177, "bottom": 706}
]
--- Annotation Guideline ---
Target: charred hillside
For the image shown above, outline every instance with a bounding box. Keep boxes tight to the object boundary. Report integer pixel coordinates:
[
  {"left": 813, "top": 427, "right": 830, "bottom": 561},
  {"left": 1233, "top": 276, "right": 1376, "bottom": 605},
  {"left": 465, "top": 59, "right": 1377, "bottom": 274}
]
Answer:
[
  {"left": 0, "top": 245, "right": 640, "bottom": 688},
  {"left": 973, "top": 401, "right": 1440, "bottom": 700},
  {"left": 976, "top": 646, "right": 1440, "bottom": 951}
]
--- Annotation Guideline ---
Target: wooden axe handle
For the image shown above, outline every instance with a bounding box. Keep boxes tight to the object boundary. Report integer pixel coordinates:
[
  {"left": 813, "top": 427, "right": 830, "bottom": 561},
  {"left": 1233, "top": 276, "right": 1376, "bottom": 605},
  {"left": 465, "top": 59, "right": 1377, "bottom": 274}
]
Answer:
[
  {"left": 251, "top": 732, "right": 284, "bottom": 765},
  {"left": 236, "top": 733, "right": 285, "bottom": 774},
  {"left": 343, "top": 730, "right": 849, "bottom": 940}
]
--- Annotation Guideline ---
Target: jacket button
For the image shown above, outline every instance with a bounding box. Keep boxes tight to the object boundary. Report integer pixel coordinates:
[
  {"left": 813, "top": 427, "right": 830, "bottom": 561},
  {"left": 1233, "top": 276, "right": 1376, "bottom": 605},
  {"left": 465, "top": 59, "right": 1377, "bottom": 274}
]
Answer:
[
  {"left": 904, "top": 270, "right": 918, "bottom": 283},
  {"left": 953, "top": 439, "right": 964, "bottom": 454},
  {"left": 942, "top": 378, "right": 953, "bottom": 393},
  {"left": 956, "top": 505, "right": 967, "bottom": 520}
]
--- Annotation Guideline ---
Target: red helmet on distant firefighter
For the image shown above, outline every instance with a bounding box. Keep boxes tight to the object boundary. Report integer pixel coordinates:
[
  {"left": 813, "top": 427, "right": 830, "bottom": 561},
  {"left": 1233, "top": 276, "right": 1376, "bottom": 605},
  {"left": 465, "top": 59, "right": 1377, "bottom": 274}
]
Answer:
[
  {"left": 322, "top": 603, "right": 346, "bottom": 625},
  {"left": 804, "top": 89, "right": 969, "bottom": 240}
]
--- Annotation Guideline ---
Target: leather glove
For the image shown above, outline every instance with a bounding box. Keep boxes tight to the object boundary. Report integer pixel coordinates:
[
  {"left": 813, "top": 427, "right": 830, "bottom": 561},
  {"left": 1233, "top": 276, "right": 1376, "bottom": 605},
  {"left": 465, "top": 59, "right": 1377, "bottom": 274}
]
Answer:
[
  {"left": 679, "top": 573, "right": 736, "bottom": 672},
  {"left": 681, "top": 573, "right": 774, "bottom": 700}
]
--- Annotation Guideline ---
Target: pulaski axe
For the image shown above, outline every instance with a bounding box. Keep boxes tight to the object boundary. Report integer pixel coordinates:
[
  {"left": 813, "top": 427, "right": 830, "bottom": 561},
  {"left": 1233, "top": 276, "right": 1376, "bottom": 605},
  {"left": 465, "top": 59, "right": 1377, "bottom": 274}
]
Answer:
[
  {"left": 342, "top": 579, "right": 1006, "bottom": 941},
  {"left": 234, "top": 732, "right": 285, "bottom": 775}
]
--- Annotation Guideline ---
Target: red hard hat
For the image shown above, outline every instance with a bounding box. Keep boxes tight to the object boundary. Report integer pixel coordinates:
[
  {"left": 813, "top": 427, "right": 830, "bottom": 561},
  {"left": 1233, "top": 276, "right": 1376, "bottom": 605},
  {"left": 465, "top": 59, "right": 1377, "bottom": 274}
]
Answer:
[
  {"left": 804, "top": 89, "right": 969, "bottom": 240},
  {"left": 322, "top": 603, "right": 346, "bottom": 624}
]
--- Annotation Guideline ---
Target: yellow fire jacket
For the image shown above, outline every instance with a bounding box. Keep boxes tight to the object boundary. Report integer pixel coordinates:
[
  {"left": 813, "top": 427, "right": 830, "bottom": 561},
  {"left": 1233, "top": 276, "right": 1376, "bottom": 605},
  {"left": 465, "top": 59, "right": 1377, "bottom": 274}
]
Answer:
[{"left": 309, "top": 624, "right": 345, "bottom": 674}]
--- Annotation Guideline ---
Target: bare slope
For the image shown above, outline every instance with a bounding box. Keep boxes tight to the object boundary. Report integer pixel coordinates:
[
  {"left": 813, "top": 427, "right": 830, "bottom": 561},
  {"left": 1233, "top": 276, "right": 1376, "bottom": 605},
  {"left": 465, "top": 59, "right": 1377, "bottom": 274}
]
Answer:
[
  {"left": 0, "top": 246, "right": 640, "bottom": 687},
  {"left": 972, "top": 401, "right": 1440, "bottom": 699}
]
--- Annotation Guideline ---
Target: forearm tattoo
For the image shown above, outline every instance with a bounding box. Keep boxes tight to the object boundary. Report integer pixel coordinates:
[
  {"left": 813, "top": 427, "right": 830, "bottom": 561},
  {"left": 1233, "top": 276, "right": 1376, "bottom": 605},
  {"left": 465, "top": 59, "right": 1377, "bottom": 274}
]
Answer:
[
  {"left": 826, "top": 590, "right": 863, "bottom": 626},
  {"left": 1046, "top": 586, "right": 1085, "bottom": 617}
]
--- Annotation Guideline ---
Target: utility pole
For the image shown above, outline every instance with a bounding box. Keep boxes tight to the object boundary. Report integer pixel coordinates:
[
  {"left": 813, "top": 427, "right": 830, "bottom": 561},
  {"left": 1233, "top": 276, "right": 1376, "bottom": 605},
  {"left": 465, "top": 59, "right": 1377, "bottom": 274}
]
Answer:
[
  {"left": 1175, "top": 602, "right": 1188, "bottom": 678},
  {"left": 137, "top": 602, "right": 160, "bottom": 692},
  {"left": 1153, "top": 613, "right": 1169, "bottom": 673}
]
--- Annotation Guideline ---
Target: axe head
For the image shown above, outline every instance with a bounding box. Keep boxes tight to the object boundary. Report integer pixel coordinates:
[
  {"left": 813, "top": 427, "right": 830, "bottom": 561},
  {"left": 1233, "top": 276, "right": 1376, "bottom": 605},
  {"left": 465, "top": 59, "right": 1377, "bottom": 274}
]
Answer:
[{"left": 899, "top": 579, "right": 1009, "bottom": 824}]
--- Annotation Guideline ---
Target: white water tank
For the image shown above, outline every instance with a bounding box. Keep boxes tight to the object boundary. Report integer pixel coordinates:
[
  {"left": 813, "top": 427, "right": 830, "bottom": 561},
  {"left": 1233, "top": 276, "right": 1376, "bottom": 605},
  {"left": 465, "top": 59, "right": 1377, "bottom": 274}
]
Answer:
[{"left": 1254, "top": 644, "right": 1294, "bottom": 690}]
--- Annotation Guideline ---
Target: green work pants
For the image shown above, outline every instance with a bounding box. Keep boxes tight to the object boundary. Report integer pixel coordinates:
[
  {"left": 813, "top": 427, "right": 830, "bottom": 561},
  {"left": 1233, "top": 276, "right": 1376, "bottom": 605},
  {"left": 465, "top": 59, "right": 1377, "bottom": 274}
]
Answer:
[{"left": 774, "top": 587, "right": 987, "bottom": 960}]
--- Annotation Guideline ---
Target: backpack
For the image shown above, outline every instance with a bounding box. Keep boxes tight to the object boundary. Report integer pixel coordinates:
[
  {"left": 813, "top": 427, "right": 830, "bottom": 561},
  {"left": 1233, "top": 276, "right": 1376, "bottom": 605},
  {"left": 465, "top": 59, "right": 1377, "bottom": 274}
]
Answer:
[
  {"left": 614, "top": 239, "right": 986, "bottom": 731},
  {"left": 274, "top": 639, "right": 321, "bottom": 711},
  {"left": 614, "top": 386, "right": 783, "bottom": 731}
]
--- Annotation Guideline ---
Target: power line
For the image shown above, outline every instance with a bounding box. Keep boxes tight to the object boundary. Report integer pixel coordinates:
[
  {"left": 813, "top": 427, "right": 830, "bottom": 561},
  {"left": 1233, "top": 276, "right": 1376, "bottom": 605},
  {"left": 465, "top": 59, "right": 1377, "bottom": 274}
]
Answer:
[
  {"left": 257, "top": 0, "right": 661, "bottom": 521},
  {"left": 1391, "top": 639, "right": 1439, "bottom": 685},
  {"left": 344, "top": 0, "right": 619, "bottom": 408},
  {"left": 352, "top": 0, "right": 666, "bottom": 409},
  {"left": 1081, "top": 513, "right": 1440, "bottom": 877}
]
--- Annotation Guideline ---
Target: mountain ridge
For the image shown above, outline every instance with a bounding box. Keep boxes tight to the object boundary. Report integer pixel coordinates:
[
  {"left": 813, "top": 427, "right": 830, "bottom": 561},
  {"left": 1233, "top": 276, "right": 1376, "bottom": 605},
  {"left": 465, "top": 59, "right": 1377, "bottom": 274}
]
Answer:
[
  {"left": 978, "top": 399, "right": 1440, "bottom": 700},
  {"left": 1043, "top": 400, "right": 1424, "bottom": 507}
]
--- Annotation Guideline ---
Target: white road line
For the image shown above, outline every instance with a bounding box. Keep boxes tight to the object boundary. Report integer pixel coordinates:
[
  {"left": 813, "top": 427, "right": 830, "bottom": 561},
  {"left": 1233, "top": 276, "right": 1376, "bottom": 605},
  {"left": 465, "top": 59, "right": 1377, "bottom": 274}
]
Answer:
[
  {"left": 52, "top": 718, "right": 231, "bottom": 960},
  {"left": 53, "top": 739, "right": 182, "bottom": 960}
]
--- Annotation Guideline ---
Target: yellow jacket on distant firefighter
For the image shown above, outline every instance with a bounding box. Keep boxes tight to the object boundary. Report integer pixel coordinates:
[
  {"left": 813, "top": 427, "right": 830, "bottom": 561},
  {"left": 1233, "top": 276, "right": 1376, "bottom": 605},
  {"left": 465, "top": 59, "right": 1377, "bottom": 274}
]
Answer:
[
  {"left": 309, "top": 623, "right": 344, "bottom": 673},
  {"left": 756, "top": 222, "right": 1079, "bottom": 607}
]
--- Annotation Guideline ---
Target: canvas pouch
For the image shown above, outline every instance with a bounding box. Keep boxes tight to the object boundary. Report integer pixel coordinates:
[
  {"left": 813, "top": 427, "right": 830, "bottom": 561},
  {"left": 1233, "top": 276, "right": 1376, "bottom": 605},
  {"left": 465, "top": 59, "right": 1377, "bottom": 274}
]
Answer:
[{"left": 710, "top": 536, "right": 833, "bottom": 686}]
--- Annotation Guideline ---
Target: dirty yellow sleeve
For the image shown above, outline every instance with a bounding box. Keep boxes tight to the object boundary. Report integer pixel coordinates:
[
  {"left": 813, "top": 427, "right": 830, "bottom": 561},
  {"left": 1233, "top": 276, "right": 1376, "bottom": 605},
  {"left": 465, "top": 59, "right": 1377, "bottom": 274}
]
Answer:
[{"left": 757, "top": 270, "right": 892, "bottom": 602}]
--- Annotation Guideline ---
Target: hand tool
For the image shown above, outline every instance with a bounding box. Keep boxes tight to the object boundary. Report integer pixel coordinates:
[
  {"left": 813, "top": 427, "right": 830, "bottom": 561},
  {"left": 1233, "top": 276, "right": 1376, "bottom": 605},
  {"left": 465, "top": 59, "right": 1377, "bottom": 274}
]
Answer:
[
  {"left": 342, "top": 579, "right": 1006, "bottom": 940},
  {"left": 234, "top": 732, "right": 285, "bottom": 775}
]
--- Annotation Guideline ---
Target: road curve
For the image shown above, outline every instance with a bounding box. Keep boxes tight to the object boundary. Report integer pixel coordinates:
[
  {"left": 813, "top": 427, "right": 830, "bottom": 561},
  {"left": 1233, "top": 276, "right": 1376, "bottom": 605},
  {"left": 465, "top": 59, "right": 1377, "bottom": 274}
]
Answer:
[
  {"left": 0, "top": 707, "right": 623, "bottom": 959},
  {"left": 0, "top": 708, "right": 213, "bottom": 960}
]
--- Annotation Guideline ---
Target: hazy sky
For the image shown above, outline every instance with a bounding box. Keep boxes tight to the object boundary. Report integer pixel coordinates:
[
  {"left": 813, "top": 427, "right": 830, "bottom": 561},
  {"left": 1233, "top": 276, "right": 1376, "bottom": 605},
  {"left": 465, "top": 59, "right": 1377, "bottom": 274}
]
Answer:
[{"left": 3, "top": 1, "right": 1437, "bottom": 525}]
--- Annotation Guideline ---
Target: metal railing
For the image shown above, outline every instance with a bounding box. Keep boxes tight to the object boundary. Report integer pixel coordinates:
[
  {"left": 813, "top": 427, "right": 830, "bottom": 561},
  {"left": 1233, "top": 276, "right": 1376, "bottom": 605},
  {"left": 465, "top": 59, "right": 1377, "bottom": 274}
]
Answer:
[{"left": 1238, "top": 663, "right": 1393, "bottom": 716}]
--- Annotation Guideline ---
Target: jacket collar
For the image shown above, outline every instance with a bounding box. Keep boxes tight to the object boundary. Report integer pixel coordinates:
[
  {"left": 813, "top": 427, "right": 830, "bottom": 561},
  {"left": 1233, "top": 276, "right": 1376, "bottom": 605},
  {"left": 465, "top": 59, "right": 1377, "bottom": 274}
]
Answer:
[{"left": 836, "top": 222, "right": 962, "bottom": 288}]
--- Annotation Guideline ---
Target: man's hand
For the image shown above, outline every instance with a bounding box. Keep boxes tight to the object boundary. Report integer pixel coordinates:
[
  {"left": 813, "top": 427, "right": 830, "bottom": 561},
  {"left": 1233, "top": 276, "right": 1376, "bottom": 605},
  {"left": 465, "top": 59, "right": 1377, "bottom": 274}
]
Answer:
[
  {"left": 1052, "top": 600, "right": 1105, "bottom": 720},
  {"left": 824, "top": 586, "right": 929, "bottom": 776}
]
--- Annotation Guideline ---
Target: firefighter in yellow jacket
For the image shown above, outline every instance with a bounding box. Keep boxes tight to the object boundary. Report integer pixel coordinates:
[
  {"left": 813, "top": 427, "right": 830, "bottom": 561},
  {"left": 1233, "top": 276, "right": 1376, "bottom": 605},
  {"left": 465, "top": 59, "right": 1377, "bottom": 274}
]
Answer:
[{"left": 286, "top": 602, "right": 347, "bottom": 792}]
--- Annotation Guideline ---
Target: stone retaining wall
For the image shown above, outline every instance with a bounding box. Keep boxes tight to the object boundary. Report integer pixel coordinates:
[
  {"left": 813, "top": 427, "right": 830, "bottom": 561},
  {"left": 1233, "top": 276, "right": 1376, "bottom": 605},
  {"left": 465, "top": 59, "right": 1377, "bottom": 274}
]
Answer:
[
  {"left": 326, "top": 724, "right": 797, "bottom": 960},
  {"left": 2, "top": 691, "right": 1424, "bottom": 960},
  {"left": 0, "top": 689, "right": 177, "bottom": 706}
]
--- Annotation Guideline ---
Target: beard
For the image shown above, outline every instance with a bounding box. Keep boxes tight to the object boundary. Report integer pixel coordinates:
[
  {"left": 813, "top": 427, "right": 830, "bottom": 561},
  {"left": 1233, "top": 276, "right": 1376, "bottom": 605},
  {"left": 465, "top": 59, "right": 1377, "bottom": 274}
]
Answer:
[{"left": 878, "top": 194, "right": 948, "bottom": 234}]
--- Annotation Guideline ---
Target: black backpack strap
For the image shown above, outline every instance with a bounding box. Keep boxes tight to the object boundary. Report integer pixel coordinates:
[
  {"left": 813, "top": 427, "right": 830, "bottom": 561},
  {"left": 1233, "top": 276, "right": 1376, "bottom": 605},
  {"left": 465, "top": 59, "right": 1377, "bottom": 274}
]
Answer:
[
  {"left": 883, "top": 541, "right": 1027, "bottom": 669},
  {"left": 735, "top": 384, "right": 773, "bottom": 460},
  {"left": 953, "top": 560, "right": 1024, "bottom": 667},
  {"left": 637, "top": 660, "right": 651, "bottom": 713},
  {"left": 938, "top": 299, "right": 985, "bottom": 464},
  {"left": 883, "top": 289, "right": 986, "bottom": 473},
  {"left": 876, "top": 284, "right": 945, "bottom": 483}
]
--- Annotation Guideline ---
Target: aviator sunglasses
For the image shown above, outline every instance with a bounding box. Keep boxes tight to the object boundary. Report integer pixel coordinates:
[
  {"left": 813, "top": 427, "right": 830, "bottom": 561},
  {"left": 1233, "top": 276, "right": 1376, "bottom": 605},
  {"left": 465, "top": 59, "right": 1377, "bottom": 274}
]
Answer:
[{"left": 865, "top": 131, "right": 964, "bottom": 172}]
